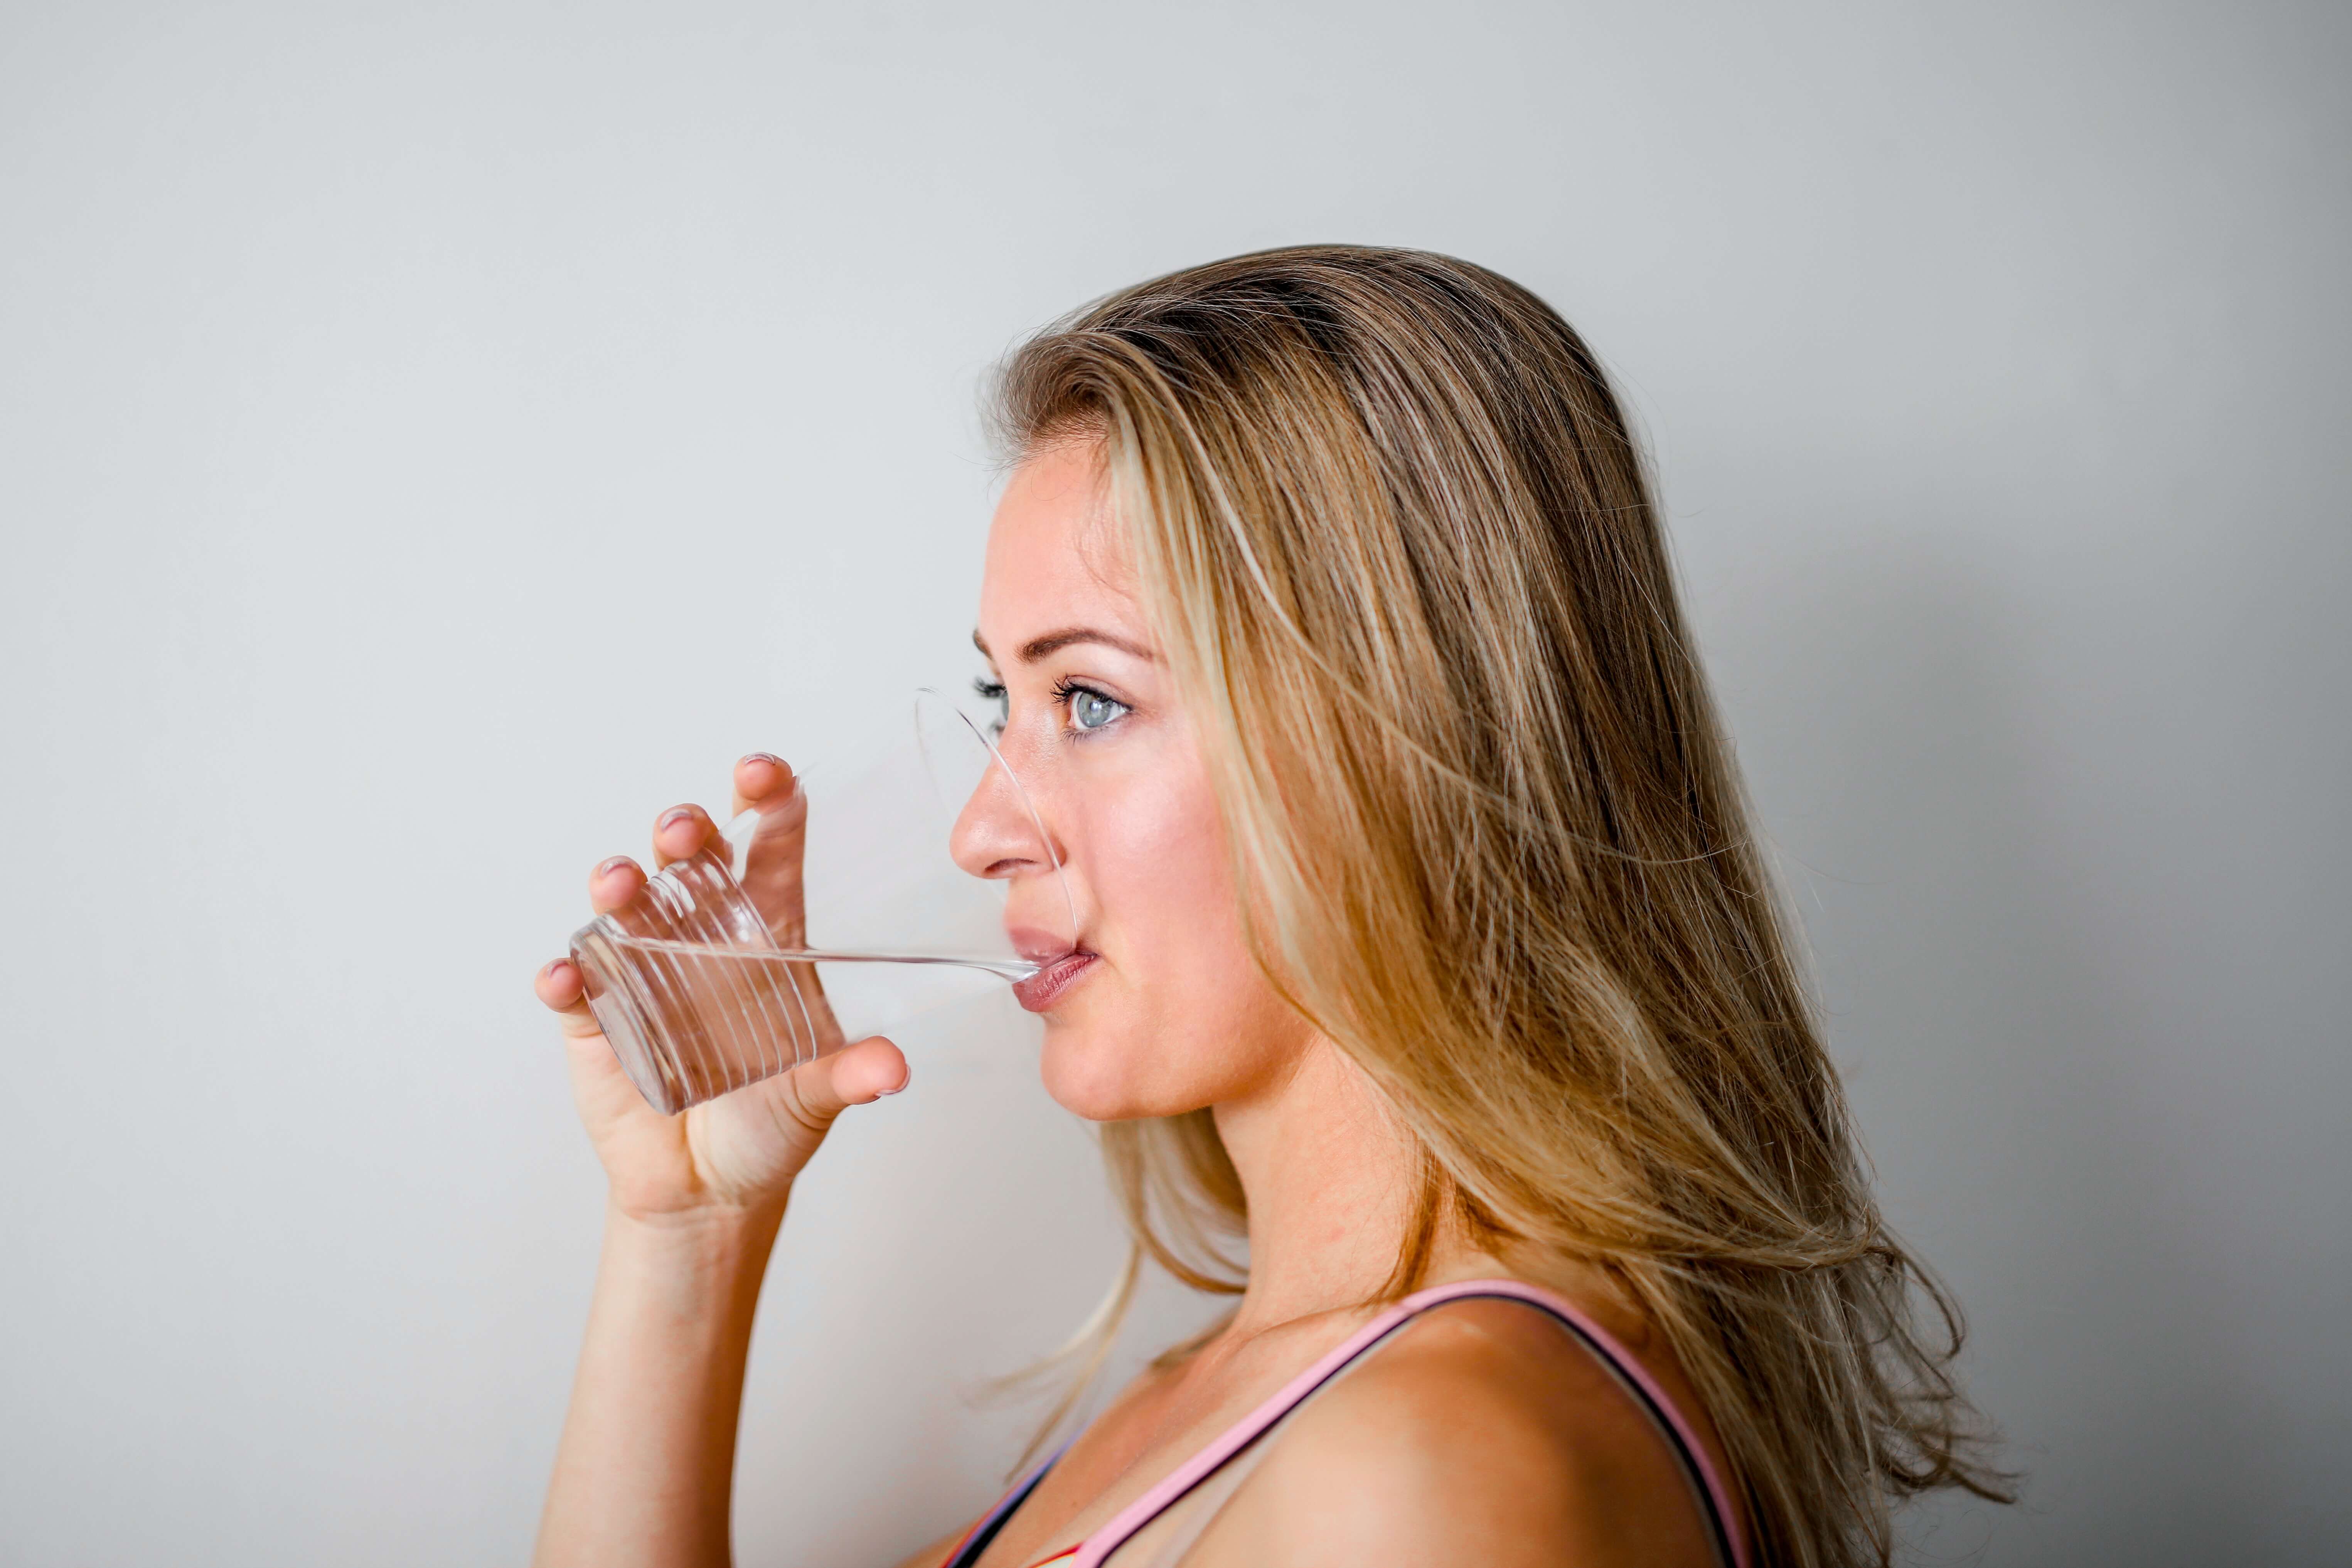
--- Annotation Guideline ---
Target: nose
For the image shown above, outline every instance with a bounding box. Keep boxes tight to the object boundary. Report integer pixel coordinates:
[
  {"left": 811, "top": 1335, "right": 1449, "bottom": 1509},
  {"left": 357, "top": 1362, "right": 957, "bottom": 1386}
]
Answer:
[{"left": 949, "top": 751, "right": 1061, "bottom": 884}]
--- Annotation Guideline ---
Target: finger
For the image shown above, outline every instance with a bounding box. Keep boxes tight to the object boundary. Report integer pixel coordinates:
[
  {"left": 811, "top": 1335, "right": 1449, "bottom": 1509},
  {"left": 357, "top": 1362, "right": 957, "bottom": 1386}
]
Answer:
[
  {"left": 534, "top": 957, "right": 607, "bottom": 1040},
  {"left": 651, "top": 803, "right": 720, "bottom": 869},
  {"left": 767, "top": 1035, "right": 909, "bottom": 1135},
  {"left": 732, "top": 752, "right": 796, "bottom": 818},
  {"left": 728, "top": 756, "right": 809, "bottom": 940},
  {"left": 589, "top": 855, "right": 646, "bottom": 914}
]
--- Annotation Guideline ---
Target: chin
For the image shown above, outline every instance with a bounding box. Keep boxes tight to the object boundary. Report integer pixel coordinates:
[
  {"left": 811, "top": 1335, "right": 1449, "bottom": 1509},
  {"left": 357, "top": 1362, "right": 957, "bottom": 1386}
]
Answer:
[
  {"left": 1036, "top": 1018, "right": 1218, "bottom": 1123},
  {"left": 1038, "top": 1026, "right": 1161, "bottom": 1122}
]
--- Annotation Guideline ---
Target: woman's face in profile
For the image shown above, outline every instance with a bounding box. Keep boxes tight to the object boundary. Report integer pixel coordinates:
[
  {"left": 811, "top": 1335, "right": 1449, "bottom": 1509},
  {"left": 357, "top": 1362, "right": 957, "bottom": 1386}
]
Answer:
[{"left": 962, "top": 441, "right": 1316, "bottom": 1122}]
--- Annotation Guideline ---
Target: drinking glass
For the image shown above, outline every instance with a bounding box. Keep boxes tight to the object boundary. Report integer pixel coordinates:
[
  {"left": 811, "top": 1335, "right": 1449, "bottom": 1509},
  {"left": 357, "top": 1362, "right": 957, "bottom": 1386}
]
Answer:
[{"left": 567, "top": 690, "right": 1070, "bottom": 1114}]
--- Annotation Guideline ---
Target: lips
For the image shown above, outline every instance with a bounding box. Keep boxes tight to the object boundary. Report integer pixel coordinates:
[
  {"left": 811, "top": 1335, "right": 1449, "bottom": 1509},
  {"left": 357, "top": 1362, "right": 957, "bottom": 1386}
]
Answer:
[{"left": 1012, "top": 949, "right": 1097, "bottom": 1013}]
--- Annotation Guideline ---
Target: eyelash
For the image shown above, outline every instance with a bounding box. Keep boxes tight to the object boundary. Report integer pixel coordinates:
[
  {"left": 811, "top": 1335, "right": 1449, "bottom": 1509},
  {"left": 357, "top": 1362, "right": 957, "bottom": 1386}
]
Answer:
[{"left": 971, "top": 675, "right": 1130, "bottom": 736}]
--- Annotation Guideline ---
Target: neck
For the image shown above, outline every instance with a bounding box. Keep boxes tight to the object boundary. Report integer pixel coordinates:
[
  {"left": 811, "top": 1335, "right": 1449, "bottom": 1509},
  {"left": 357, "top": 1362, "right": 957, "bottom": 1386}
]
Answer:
[{"left": 1212, "top": 1037, "right": 1478, "bottom": 1336}]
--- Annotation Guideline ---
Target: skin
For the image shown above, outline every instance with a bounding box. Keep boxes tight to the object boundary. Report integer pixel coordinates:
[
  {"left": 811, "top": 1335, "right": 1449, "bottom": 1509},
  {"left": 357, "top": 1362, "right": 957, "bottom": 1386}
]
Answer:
[{"left": 532, "top": 441, "right": 1735, "bottom": 1568}]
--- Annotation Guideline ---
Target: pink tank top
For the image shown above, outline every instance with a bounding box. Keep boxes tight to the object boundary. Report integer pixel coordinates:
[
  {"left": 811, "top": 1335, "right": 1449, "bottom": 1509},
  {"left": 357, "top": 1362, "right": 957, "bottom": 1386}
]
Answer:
[{"left": 941, "top": 1278, "right": 1749, "bottom": 1568}]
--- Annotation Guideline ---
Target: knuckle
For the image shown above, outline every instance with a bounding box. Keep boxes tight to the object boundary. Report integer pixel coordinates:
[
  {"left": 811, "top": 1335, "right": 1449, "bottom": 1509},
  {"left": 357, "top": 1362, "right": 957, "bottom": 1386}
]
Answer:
[{"left": 771, "top": 1070, "right": 836, "bottom": 1140}]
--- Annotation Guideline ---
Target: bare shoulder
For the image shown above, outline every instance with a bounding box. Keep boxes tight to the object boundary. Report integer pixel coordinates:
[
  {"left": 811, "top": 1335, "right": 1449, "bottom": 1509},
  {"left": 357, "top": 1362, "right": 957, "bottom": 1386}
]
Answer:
[{"left": 1186, "top": 1298, "right": 1720, "bottom": 1568}]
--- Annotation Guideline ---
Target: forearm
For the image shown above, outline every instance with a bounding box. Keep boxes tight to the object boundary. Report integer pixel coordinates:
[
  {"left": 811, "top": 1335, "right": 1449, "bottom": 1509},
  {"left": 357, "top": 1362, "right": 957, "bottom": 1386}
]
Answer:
[{"left": 534, "top": 1200, "right": 786, "bottom": 1568}]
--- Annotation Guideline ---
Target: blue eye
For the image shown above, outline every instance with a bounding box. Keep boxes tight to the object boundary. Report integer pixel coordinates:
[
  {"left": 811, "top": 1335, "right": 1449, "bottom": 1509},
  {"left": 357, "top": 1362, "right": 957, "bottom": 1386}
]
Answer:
[{"left": 1064, "top": 685, "right": 1129, "bottom": 733}]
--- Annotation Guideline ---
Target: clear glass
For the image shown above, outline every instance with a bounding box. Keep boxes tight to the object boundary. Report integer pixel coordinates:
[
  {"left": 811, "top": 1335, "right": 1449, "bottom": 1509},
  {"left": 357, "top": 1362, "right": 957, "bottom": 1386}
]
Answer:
[{"left": 568, "top": 691, "right": 1069, "bottom": 1114}]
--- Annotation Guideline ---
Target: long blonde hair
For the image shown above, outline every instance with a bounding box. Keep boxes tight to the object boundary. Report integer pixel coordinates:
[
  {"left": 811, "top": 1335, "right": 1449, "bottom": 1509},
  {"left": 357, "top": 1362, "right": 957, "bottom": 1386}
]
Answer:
[{"left": 989, "top": 245, "right": 2009, "bottom": 1568}]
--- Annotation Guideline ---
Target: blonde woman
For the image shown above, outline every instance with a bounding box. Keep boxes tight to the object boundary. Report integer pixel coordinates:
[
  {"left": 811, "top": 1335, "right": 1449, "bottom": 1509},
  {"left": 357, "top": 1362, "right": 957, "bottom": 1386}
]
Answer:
[{"left": 530, "top": 246, "right": 2007, "bottom": 1568}]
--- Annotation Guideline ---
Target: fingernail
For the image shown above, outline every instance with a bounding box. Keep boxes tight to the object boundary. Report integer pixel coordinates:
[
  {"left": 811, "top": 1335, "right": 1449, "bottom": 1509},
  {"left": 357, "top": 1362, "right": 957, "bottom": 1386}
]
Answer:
[
  {"left": 657, "top": 806, "right": 696, "bottom": 830},
  {"left": 741, "top": 752, "right": 783, "bottom": 770},
  {"left": 541, "top": 958, "right": 566, "bottom": 980},
  {"left": 595, "top": 855, "right": 633, "bottom": 879},
  {"left": 878, "top": 1068, "right": 911, "bottom": 1097}
]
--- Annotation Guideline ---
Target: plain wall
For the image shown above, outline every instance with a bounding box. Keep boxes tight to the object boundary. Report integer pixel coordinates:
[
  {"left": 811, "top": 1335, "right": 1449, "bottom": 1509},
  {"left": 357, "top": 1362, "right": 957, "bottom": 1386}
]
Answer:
[{"left": 2, "top": 3, "right": 2344, "bottom": 1563}]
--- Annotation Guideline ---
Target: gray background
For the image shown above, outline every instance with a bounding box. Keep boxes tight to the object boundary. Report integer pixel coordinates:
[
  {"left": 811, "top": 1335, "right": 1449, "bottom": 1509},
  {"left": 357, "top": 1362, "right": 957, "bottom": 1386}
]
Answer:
[{"left": 2, "top": 2, "right": 2344, "bottom": 1563}]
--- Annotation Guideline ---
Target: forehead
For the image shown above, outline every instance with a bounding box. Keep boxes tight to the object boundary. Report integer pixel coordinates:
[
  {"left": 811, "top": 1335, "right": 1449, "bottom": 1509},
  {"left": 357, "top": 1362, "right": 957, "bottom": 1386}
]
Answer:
[{"left": 977, "top": 443, "right": 1147, "bottom": 653}]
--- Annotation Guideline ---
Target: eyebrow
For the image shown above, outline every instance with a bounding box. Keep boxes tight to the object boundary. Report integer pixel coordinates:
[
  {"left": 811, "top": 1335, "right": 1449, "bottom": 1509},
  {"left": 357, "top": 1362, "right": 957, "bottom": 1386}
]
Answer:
[{"left": 973, "top": 626, "right": 1157, "bottom": 665}]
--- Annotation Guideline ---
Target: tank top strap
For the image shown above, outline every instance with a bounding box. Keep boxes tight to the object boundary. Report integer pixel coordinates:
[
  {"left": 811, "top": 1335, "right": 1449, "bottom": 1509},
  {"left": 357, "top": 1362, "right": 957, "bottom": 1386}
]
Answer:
[
  {"left": 940, "top": 1444, "right": 1067, "bottom": 1568},
  {"left": 1070, "top": 1278, "right": 1748, "bottom": 1568}
]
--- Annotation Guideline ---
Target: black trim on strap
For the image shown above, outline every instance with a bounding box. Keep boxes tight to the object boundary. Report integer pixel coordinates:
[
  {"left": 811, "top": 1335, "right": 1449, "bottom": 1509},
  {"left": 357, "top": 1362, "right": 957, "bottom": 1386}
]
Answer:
[{"left": 1452, "top": 1290, "right": 1742, "bottom": 1568}]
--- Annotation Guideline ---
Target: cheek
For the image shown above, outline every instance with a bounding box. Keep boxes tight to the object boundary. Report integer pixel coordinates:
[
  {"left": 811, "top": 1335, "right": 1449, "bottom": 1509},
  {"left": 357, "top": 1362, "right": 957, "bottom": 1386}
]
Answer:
[
  {"left": 1040, "top": 766, "right": 1309, "bottom": 1118},
  {"left": 1097, "top": 768, "right": 1227, "bottom": 948}
]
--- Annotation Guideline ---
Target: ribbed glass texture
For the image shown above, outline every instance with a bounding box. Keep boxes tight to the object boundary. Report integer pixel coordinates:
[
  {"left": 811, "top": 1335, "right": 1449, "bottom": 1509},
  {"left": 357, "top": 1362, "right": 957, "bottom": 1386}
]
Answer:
[{"left": 568, "top": 847, "right": 834, "bottom": 1115}]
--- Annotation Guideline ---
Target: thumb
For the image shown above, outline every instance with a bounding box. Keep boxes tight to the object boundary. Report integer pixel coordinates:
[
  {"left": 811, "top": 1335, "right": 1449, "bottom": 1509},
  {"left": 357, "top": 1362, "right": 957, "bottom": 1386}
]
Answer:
[{"left": 764, "top": 1035, "right": 909, "bottom": 1138}]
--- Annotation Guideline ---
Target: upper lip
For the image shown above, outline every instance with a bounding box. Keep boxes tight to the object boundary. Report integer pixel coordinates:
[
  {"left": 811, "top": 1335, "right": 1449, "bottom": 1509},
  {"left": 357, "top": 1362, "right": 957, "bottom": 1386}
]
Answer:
[{"left": 1007, "top": 926, "right": 1083, "bottom": 965}]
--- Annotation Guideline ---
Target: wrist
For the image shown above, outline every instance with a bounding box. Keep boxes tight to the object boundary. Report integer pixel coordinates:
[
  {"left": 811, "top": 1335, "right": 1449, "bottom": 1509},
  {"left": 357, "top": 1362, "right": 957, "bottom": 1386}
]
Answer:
[
  {"left": 598, "top": 1198, "right": 784, "bottom": 1321},
  {"left": 602, "top": 1164, "right": 790, "bottom": 1241},
  {"left": 605, "top": 1191, "right": 787, "bottom": 1246}
]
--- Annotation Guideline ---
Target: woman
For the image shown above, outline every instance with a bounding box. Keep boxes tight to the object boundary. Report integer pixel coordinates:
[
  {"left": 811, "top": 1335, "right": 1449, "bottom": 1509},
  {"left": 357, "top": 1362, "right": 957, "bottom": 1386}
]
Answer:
[{"left": 531, "top": 246, "right": 2006, "bottom": 1568}]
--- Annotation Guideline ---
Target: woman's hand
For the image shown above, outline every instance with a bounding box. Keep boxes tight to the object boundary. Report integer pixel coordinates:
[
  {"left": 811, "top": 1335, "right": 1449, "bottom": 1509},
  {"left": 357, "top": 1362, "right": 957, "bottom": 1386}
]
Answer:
[{"left": 534, "top": 753, "right": 909, "bottom": 1223}]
